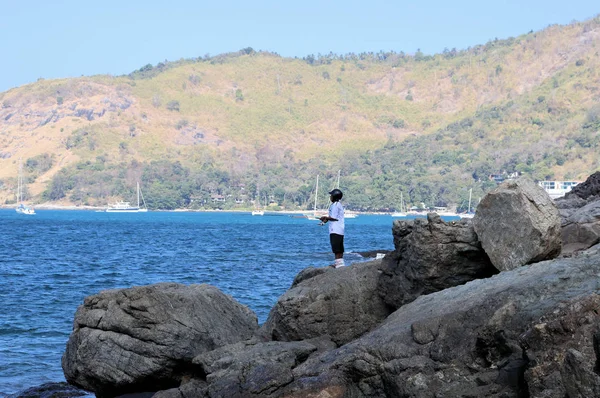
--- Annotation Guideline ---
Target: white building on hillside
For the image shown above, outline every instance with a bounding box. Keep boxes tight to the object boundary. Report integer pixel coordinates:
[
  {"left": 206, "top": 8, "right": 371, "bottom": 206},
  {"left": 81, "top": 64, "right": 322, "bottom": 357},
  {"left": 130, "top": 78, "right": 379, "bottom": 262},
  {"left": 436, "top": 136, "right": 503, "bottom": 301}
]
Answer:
[{"left": 539, "top": 181, "right": 580, "bottom": 199}]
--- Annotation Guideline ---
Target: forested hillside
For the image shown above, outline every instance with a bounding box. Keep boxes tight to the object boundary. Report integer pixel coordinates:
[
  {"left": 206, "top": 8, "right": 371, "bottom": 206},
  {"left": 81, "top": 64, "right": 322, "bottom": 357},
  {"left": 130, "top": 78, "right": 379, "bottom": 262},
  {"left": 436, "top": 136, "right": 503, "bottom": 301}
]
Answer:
[{"left": 0, "top": 16, "right": 599, "bottom": 211}]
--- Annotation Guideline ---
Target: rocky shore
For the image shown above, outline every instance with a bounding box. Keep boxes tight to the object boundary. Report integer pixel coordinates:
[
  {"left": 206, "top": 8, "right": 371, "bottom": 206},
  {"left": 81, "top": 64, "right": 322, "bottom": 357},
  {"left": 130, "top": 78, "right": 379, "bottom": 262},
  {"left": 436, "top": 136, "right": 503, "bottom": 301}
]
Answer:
[{"left": 20, "top": 174, "right": 600, "bottom": 397}]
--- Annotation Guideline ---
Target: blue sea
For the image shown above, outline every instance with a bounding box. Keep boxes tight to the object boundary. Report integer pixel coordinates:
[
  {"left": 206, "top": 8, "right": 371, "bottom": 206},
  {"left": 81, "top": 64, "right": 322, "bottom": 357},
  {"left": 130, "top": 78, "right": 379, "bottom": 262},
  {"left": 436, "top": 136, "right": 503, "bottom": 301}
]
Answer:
[{"left": 0, "top": 210, "right": 400, "bottom": 396}]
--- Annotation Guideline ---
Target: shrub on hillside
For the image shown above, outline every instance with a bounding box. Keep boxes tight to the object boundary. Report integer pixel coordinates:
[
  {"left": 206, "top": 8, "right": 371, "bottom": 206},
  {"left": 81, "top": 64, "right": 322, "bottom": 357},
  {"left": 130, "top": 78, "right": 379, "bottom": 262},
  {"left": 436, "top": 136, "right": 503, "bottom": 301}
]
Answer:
[
  {"left": 167, "top": 100, "right": 180, "bottom": 112},
  {"left": 25, "top": 153, "right": 54, "bottom": 176},
  {"left": 235, "top": 89, "right": 244, "bottom": 102},
  {"left": 584, "top": 104, "right": 600, "bottom": 130},
  {"left": 176, "top": 119, "right": 189, "bottom": 130}
]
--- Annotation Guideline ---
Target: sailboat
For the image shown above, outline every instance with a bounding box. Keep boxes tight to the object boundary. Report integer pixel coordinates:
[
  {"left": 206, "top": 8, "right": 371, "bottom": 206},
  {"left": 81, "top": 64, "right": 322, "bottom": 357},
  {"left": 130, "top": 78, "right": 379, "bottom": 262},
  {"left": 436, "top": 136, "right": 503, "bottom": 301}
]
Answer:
[
  {"left": 15, "top": 158, "right": 35, "bottom": 215},
  {"left": 335, "top": 170, "right": 358, "bottom": 218},
  {"left": 391, "top": 192, "right": 406, "bottom": 217},
  {"left": 252, "top": 184, "right": 264, "bottom": 216},
  {"left": 312, "top": 175, "right": 324, "bottom": 218},
  {"left": 106, "top": 182, "right": 148, "bottom": 213},
  {"left": 459, "top": 188, "right": 475, "bottom": 219},
  {"left": 303, "top": 175, "right": 326, "bottom": 220}
]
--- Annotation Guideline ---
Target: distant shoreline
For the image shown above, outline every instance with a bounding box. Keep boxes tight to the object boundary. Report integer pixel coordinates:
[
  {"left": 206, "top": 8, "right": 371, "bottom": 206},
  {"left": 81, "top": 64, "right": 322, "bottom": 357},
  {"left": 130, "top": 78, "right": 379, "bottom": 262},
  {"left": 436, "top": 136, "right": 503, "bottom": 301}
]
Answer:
[{"left": 0, "top": 204, "right": 394, "bottom": 215}]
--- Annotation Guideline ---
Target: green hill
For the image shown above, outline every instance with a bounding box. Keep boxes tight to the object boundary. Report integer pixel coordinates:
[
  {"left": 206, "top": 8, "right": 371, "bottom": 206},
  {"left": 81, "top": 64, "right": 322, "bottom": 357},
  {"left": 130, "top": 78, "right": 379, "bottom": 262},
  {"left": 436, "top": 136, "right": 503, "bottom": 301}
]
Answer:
[{"left": 1, "top": 16, "right": 599, "bottom": 211}]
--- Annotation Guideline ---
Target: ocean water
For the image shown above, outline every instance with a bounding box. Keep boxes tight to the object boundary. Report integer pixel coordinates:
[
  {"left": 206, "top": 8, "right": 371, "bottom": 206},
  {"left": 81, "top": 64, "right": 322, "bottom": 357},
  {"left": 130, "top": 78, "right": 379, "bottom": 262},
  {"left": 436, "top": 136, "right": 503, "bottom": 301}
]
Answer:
[{"left": 0, "top": 210, "right": 399, "bottom": 396}]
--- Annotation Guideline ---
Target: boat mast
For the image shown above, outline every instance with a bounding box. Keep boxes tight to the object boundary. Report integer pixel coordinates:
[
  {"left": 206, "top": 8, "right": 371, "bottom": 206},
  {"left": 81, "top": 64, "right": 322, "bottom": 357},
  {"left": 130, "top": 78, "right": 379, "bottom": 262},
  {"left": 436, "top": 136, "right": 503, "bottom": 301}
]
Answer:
[
  {"left": 468, "top": 188, "right": 472, "bottom": 213},
  {"left": 336, "top": 170, "right": 340, "bottom": 189},
  {"left": 400, "top": 192, "right": 404, "bottom": 213},
  {"left": 256, "top": 183, "right": 260, "bottom": 209},
  {"left": 140, "top": 184, "right": 147, "bottom": 209},
  {"left": 137, "top": 182, "right": 140, "bottom": 208},
  {"left": 17, "top": 159, "right": 20, "bottom": 204},
  {"left": 17, "top": 158, "right": 22, "bottom": 204},
  {"left": 314, "top": 175, "right": 319, "bottom": 213}
]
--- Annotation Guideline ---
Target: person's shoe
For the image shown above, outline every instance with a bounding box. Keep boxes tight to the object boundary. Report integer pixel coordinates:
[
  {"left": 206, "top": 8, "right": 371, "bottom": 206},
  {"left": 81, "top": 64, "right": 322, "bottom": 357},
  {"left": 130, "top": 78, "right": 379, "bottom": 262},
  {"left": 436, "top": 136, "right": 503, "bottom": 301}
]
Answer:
[{"left": 334, "top": 259, "right": 345, "bottom": 268}]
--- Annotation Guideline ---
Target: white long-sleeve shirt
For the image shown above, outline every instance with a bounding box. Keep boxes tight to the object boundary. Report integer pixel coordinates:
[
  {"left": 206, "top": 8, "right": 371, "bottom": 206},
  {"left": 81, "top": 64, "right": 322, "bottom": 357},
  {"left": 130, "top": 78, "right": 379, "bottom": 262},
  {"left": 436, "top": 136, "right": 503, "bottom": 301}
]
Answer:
[{"left": 328, "top": 201, "right": 345, "bottom": 235}]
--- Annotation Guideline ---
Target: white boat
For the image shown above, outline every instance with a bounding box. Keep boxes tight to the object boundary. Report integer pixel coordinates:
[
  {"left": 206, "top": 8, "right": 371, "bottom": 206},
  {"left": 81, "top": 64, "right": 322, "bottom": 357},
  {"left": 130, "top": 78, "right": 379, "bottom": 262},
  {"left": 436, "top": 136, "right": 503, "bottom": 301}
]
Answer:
[
  {"left": 16, "top": 203, "right": 35, "bottom": 215},
  {"left": 459, "top": 188, "right": 475, "bottom": 219},
  {"left": 252, "top": 184, "right": 264, "bottom": 215},
  {"left": 106, "top": 182, "right": 148, "bottom": 213},
  {"left": 434, "top": 207, "right": 459, "bottom": 217},
  {"left": 15, "top": 158, "right": 35, "bottom": 215},
  {"left": 391, "top": 192, "right": 407, "bottom": 217},
  {"left": 391, "top": 212, "right": 407, "bottom": 217},
  {"left": 345, "top": 212, "right": 358, "bottom": 218}
]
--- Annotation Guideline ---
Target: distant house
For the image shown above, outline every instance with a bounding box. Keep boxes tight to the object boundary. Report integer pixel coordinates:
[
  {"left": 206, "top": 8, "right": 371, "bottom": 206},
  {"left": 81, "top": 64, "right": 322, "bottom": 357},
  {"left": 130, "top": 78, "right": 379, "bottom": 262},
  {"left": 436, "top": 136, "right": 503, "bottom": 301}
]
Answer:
[
  {"left": 539, "top": 181, "right": 580, "bottom": 199},
  {"left": 211, "top": 195, "right": 225, "bottom": 203},
  {"left": 189, "top": 195, "right": 205, "bottom": 204},
  {"left": 489, "top": 174, "right": 506, "bottom": 184},
  {"left": 489, "top": 171, "right": 519, "bottom": 184}
]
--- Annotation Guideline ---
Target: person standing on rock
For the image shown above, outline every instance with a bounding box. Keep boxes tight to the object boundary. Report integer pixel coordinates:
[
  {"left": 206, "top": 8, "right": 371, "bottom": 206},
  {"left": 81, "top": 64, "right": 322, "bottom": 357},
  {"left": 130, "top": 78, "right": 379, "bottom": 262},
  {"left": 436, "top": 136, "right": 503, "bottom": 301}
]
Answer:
[{"left": 319, "top": 189, "right": 345, "bottom": 268}]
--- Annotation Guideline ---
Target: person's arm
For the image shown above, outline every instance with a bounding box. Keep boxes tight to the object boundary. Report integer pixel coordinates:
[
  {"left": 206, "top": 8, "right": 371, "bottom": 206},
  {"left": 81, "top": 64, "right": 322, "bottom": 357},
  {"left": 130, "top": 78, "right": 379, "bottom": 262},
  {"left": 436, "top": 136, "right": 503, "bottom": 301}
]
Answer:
[
  {"left": 319, "top": 215, "right": 338, "bottom": 222},
  {"left": 320, "top": 203, "right": 339, "bottom": 222}
]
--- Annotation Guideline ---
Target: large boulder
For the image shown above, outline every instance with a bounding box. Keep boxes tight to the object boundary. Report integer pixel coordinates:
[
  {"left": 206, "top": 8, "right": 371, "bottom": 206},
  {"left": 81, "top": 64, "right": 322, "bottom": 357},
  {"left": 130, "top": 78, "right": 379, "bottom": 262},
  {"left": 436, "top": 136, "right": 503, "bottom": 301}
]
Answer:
[
  {"left": 274, "top": 246, "right": 600, "bottom": 398},
  {"left": 555, "top": 172, "right": 600, "bottom": 255},
  {"left": 260, "top": 260, "right": 391, "bottom": 346},
  {"left": 559, "top": 200, "right": 600, "bottom": 254},
  {"left": 62, "top": 283, "right": 258, "bottom": 397},
  {"left": 473, "top": 177, "right": 561, "bottom": 271},
  {"left": 379, "top": 213, "right": 497, "bottom": 310}
]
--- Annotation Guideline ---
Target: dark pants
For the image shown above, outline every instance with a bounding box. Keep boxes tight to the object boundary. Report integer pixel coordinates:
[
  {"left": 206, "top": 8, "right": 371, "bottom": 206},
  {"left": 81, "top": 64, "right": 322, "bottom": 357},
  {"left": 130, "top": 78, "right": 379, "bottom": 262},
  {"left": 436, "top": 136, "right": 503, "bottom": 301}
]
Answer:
[{"left": 330, "top": 233, "right": 344, "bottom": 254}]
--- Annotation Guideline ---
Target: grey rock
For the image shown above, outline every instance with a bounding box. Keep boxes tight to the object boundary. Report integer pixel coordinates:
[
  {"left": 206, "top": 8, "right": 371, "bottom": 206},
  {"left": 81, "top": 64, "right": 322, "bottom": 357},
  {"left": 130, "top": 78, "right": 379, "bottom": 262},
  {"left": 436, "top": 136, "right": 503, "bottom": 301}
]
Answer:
[
  {"left": 555, "top": 172, "right": 600, "bottom": 255},
  {"left": 152, "top": 379, "right": 208, "bottom": 398},
  {"left": 560, "top": 171, "right": 600, "bottom": 201},
  {"left": 379, "top": 213, "right": 496, "bottom": 310},
  {"left": 355, "top": 250, "right": 392, "bottom": 259},
  {"left": 290, "top": 266, "right": 327, "bottom": 287},
  {"left": 280, "top": 245, "right": 600, "bottom": 398},
  {"left": 560, "top": 200, "right": 600, "bottom": 255},
  {"left": 194, "top": 340, "right": 321, "bottom": 398},
  {"left": 473, "top": 177, "right": 561, "bottom": 271},
  {"left": 62, "top": 283, "right": 258, "bottom": 397},
  {"left": 518, "top": 291, "right": 600, "bottom": 398},
  {"left": 154, "top": 338, "right": 334, "bottom": 398},
  {"left": 561, "top": 348, "right": 600, "bottom": 398},
  {"left": 14, "top": 382, "right": 88, "bottom": 398},
  {"left": 74, "top": 108, "right": 95, "bottom": 121},
  {"left": 260, "top": 260, "right": 391, "bottom": 346}
]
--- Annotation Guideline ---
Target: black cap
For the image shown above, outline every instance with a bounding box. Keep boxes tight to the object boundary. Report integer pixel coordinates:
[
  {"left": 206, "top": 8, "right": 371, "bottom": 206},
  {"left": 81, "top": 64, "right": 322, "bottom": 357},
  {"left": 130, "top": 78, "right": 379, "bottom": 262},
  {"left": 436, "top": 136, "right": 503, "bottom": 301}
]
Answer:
[{"left": 328, "top": 189, "right": 343, "bottom": 201}]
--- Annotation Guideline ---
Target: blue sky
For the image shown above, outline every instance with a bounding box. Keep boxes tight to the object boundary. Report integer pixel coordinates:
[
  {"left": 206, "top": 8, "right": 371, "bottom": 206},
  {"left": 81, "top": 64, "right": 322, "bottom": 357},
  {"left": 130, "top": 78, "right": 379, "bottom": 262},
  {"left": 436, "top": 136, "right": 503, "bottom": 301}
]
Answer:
[{"left": 0, "top": 0, "right": 598, "bottom": 92}]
